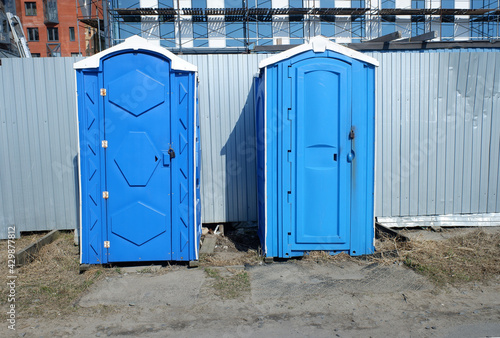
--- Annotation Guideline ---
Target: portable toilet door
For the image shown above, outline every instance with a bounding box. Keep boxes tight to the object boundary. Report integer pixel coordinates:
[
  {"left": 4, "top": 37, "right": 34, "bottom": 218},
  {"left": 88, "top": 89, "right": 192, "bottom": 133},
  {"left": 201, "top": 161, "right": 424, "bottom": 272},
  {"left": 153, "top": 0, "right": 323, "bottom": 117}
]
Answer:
[
  {"left": 74, "top": 36, "right": 201, "bottom": 265},
  {"left": 256, "top": 36, "right": 379, "bottom": 259}
]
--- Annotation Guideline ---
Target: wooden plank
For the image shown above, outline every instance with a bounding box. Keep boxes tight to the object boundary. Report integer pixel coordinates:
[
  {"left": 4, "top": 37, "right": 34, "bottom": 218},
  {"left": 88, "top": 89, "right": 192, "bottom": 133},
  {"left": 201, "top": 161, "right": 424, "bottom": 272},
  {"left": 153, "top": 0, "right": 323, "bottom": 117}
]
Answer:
[
  {"left": 15, "top": 230, "right": 61, "bottom": 267},
  {"left": 375, "top": 222, "right": 409, "bottom": 242},
  {"left": 188, "top": 261, "right": 199, "bottom": 268},
  {"left": 199, "top": 236, "right": 217, "bottom": 254}
]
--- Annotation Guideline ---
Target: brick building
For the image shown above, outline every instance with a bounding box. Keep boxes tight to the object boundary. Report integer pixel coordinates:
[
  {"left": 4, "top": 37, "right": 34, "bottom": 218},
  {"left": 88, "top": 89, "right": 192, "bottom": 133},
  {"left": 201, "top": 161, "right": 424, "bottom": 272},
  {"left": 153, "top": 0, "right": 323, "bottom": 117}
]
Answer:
[{"left": 15, "top": 0, "right": 86, "bottom": 57}]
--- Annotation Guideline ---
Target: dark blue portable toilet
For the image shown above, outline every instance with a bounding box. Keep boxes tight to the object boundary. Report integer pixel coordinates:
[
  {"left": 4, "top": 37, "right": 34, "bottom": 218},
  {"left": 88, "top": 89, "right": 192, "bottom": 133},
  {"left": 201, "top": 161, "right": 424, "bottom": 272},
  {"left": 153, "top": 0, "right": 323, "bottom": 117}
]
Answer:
[
  {"left": 255, "top": 36, "right": 378, "bottom": 259},
  {"left": 74, "top": 36, "right": 201, "bottom": 265}
]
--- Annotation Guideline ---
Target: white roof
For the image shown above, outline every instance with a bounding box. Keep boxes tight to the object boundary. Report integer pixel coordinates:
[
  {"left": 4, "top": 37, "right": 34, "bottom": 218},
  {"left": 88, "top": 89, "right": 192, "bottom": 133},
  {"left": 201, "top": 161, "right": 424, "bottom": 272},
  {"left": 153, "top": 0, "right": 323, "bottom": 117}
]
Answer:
[
  {"left": 258, "top": 35, "right": 379, "bottom": 69},
  {"left": 74, "top": 35, "right": 197, "bottom": 72}
]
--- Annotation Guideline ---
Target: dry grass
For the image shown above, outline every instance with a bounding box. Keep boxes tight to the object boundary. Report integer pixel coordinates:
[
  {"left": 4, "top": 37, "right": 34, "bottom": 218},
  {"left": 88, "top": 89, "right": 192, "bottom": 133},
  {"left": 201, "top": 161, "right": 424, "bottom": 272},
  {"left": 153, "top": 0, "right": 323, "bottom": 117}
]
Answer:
[
  {"left": 199, "top": 232, "right": 263, "bottom": 266},
  {"left": 0, "top": 232, "right": 112, "bottom": 319},
  {"left": 2, "top": 227, "right": 497, "bottom": 319},
  {"left": 200, "top": 249, "right": 263, "bottom": 267},
  {"left": 375, "top": 230, "right": 500, "bottom": 285},
  {"left": 302, "top": 251, "right": 357, "bottom": 264}
]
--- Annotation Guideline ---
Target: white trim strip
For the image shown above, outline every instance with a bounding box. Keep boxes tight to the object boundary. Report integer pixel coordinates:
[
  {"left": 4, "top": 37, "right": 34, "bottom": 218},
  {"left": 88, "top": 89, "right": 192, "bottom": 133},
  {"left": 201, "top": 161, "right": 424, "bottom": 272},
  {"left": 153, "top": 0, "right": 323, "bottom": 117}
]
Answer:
[
  {"left": 74, "top": 35, "right": 197, "bottom": 72},
  {"left": 75, "top": 71, "right": 83, "bottom": 264},
  {"left": 194, "top": 73, "right": 199, "bottom": 260},
  {"left": 259, "top": 35, "right": 379, "bottom": 69},
  {"left": 378, "top": 213, "right": 500, "bottom": 228}
]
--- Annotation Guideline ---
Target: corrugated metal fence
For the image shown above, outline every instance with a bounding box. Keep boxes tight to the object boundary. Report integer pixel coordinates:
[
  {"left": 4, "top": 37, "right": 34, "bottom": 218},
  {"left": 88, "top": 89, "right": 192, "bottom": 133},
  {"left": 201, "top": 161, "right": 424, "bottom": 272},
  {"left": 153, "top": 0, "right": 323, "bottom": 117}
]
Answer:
[
  {"left": 0, "top": 57, "right": 83, "bottom": 238},
  {"left": 182, "top": 54, "right": 268, "bottom": 223},
  {"left": 0, "top": 51, "right": 499, "bottom": 238},
  {"left": 367, "top": 51, "right": 500, "bottom": 217}
]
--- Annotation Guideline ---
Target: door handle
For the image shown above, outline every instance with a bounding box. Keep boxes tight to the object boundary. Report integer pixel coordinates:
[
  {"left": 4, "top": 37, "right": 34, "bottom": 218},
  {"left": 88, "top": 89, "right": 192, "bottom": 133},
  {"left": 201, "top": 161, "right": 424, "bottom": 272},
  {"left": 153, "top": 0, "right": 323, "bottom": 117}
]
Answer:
[{"left": 347, "top": 150, "right": 355, "bottom": 163}]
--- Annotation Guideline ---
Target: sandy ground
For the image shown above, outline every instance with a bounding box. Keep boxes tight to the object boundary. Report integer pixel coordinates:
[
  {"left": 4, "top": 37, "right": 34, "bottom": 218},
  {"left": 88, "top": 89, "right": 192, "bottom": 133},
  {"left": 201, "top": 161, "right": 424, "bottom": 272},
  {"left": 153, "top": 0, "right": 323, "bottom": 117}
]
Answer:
[
  {"left": 3, "top": 259, "right": 500, "bottom": 337},
  {"left": 1, "top": 226, "right": 499, "bottom": 337}
]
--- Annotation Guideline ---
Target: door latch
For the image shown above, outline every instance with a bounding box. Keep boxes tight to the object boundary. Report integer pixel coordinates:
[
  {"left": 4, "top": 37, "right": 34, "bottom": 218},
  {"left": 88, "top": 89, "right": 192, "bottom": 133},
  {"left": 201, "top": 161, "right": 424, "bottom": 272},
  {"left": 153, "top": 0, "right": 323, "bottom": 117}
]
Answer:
[
  {"left": 349, "top": 128, "right": 355, "bottom": 140},
  {"left": 168, "top": 147, "right": 176, "bottom": 159}
]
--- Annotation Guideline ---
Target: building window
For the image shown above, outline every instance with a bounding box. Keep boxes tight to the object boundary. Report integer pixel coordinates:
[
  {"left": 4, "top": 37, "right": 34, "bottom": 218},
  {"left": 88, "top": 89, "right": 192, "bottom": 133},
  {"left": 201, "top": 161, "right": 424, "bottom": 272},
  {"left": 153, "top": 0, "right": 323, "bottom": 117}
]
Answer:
[
  {"left": 27, "top": 27, "right": 39, "bottom": 41},
  {"left": 441, "top": 0, "right": 454, "bottom": 7},
  {"left": 351, "top": 15, "right": 365, "bottom": 43},
  {"left": 159, "top": 22, "right": 175, "bottom": 47},
  {"left": 412, "top": 17, "right": 426, "bottom": 36},
  {"left": 31, "top": 53, "right": 41, "bottom": 57},
  {"left": 25, "top": 2, "right": 37, "bottom": 16},
  {"left": 441, "top": 16, "right": 454, "bottom": 40},
  {"left": 352, "top": 0, "right": 365, "bottom": 7},
  {"left": 71, "top": 52, "right": 80, "bottom": 56},
  {"left": 193, "top": 22, "right": 208, "bottom": 47},
  {"left": 69, "top": 27, "right": 75, "bottom": 41},
  {"left": 412, "top": 0, "right": 425, "bottom": 9},
  {"left": 319, "top": 0, "right": 334, "bottom": 7},
  {"left": 289, "top": 22, "right": 304, "bottom": 44},
  {"left": 47, "top": 43, "right": 61, "bottom": 56},
  {"left": 192, "top": 0, "right": 207, "bottom": 7},
  {"left": 381, "top": 0, "right": 395, "bottom": 9},
  {"left": 321, "top": 21, "right": 336, "bottom": 38},
  {"left": 225, "top": 0, "right": 243, "bottom": 8},
  {"left": 471, "top": 0, "right": 496, "bottom": 9},
  {"left": 257, "top": 22, "right": 272, "bottom": 45},
  {"left": 381, "top": 15, "right": 396, "bottom": 35},
  {"left": 2, "top": 20, "right": 9, "bottom": 35},
  {"left": 47, "top": 27, "right": 58, "bottom": 41}
]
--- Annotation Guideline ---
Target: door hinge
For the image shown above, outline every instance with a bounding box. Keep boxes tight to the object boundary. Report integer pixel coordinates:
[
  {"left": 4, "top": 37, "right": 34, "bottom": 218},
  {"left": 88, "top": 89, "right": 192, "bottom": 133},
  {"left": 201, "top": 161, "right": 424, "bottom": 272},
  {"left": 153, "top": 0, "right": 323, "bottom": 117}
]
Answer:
[
  {"left": 102, "top": 191, "right": 109, "bottom": 199},
  {"left": 100, "top": 88, "right": 107, "bottom": 96},
  {"left": 104, "top": 241, "right": 110, "bottom": 248},
  {"left": 102, "top": 140, "right": 108, "bottom": 148}
]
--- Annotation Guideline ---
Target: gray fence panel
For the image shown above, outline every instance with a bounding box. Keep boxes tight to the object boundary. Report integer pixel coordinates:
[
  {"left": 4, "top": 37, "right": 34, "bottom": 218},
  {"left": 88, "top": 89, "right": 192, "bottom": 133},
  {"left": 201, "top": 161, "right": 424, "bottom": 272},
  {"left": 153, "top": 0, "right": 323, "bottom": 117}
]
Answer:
[
  {"left": 367, "top": 51, "right": 500, "bottom": 217},
  {"left": 181, "top": 54, "right": 268, "bottom": 223},
  {"left": 0, "top": 57, "right": 83, "bottom": 238},
  {"left": 1, "top": 51, "right": 499, "bottom": 238}
]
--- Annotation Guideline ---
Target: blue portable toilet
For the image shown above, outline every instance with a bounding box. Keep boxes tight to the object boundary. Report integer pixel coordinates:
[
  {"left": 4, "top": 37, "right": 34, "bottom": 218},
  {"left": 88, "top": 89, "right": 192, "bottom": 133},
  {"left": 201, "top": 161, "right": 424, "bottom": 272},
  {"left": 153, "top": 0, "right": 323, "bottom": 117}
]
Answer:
[
  {"left": 74, "top": 36, "right": 201, "bottom": 265},
  {"left": 255, "top": 36, "right": 378, "bottom": 259}
]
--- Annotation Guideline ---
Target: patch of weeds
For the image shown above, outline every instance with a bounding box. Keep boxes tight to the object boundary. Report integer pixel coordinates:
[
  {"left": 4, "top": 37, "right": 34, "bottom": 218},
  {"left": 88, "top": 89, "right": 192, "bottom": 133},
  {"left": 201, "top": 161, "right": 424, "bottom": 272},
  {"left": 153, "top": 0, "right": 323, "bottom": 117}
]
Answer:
[
  {"left": 137, "top": 266, "right": 157, "bottom": 274},
  {"left": 204, "top": 268, "right": 250, "bottom": 299},
  {"left": 83, "top": 279, "right": 95, "bottom": 288},
  {"left": 204, "top": 267, "right": 220, "bottom": 279},
  {"left": 0, "top": 232, "right": 109, "bottom": 319},
  {"left": 377, "top": 230, "right": 500, "bottom": 285},
  {"left": 39, "top": 285, "right": 57, "bottom": 295}
]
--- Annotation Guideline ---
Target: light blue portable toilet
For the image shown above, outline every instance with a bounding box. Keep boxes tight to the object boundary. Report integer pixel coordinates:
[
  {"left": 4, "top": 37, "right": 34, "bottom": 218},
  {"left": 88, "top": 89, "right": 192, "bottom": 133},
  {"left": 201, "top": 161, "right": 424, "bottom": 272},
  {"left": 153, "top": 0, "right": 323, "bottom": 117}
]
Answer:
[
  {"left": 74, "top": 36, "right": 201, "bottom": 265},
  {"left": 255, "top": 36, "right": 378, "bottom": 259}
]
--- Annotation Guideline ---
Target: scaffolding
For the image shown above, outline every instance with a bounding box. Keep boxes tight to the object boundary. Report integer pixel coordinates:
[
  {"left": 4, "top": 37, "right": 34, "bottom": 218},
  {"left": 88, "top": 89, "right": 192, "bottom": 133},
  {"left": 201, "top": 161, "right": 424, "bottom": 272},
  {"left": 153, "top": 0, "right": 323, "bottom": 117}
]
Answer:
[
  {"left": 75, "top": 0, "right": 109, "bottom": 55},
  {"left": 108, "top": 1, "right": 500, "bottom": 52}
]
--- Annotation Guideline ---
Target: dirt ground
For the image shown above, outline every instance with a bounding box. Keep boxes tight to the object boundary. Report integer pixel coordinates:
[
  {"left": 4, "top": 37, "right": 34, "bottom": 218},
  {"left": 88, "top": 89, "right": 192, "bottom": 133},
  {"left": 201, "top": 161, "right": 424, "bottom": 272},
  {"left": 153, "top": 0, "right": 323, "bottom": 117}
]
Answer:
[{"left": 1, "top": 224, "right": 499, "bottom": 337}]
